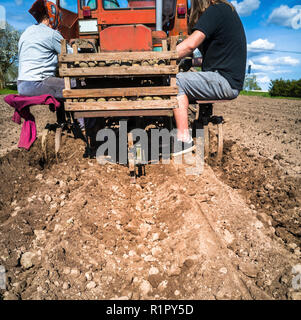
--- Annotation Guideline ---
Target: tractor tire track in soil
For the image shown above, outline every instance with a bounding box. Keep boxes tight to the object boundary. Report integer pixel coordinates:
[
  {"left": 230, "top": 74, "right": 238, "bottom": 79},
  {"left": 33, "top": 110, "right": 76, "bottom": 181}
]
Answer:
[{"left": 0, "top": 95, "right": 300, "bottom": 300}]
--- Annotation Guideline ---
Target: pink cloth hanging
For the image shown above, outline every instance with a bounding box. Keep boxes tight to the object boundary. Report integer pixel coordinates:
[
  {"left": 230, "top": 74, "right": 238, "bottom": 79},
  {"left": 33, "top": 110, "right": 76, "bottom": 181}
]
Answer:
[{"left": 4, "top": 94, "right": 61, "bottom": 150}]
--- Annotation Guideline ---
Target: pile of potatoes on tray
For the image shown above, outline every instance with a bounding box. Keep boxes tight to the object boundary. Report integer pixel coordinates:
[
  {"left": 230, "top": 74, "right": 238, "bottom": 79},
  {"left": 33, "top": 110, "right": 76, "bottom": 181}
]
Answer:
[
  {"left": 69, "top": 59, "right": 168, "bottom": 68},
  {"left": 71, "top": 96, "right": 171, "bottom": 102}
]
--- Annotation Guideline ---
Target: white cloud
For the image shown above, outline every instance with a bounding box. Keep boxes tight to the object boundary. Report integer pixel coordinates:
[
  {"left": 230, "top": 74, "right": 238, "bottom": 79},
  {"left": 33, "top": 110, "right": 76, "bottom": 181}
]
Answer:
[
  {"left": 231, "top": 0, "right": 260, "bottom": 17},
  {"left": 15, "top": 0, "right": 23, "bottom": 5},
  {"left": 272, "top": 70, "right": 291, "bottom": 74},
  {"left": 257, "top": 75, "right": 270, "bottom": 84},
  {"left": 254, "top": 56, "right": 300, "bottom": 66},
  {"left": 248, "top": 38, "right": 275, "bottom": 52},
  {"left": 268, "top": 5, "right": 301, "bottom": 30},
  {"left": 253, "top": 72, "right": 267, "bottom": 76},
  {"left": 248, "top": 60, "right": 275, "bottom": 72}
]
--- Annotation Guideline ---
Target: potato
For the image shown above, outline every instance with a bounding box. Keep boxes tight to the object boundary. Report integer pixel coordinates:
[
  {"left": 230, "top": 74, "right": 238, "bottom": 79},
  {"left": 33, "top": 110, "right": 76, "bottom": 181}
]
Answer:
[{"left": 79, "top": 62, "right": 88, "bottom": 68}]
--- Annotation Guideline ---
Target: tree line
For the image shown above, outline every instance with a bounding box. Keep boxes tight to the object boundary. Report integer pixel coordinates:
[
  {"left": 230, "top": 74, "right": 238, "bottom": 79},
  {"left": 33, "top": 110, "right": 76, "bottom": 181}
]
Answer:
[
  {"left": 244, "top": 75, "right": 301, "bottom": 98},
  {"left": 269, "top": 79, "right": 301, "bottom": 98},
  {"left": 0, "top": 23, "right": 20, "bottom": 89}
]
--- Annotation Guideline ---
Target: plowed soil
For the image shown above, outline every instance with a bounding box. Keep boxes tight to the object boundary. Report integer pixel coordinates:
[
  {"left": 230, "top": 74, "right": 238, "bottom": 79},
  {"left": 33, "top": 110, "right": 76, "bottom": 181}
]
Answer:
[{"left": 0, "top": 95, "right": 300, "bottom": 300}]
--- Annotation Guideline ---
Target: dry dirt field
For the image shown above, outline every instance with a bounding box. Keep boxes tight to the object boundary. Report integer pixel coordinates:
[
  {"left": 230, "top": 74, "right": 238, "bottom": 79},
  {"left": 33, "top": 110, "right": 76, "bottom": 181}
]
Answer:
[{"left": 0, "top": 95, "right": 300, "bottom": 300}]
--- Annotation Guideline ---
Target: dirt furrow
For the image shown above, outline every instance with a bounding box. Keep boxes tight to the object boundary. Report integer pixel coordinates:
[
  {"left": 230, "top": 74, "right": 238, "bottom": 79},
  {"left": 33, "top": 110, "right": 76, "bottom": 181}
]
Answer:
[{"left": 0, "top": 95, "right": 300, "bottom": 300}]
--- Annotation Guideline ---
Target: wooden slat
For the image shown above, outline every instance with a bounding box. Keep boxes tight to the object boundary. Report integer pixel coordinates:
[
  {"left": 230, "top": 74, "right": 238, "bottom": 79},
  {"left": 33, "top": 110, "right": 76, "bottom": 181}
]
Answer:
[
  {"left": 161, "top": 37, "right": 178, "bottom": 100},
  {"left": 61, "top": 39, "right": 67, "bottom": 54},
  {"left": 59, "top": 65, "right": 178, "bottom": 77},
  {"left": 59, "top": 51, "right": 178, "bottom": 62},
  {"left": 74, "top": 110, "right": 174, "bottom": 118},
  {"left": 67, "top": 43, "right": 78, "bottom": 92},
  {"left": 170, "top": 76, "right": 177, "bottom": 87},
  {"left": 170, "top": 36, "right": 179, "bottom": 51},
  {"left": 170, "top": 37, "right": 177, "bottom": 89},
  {"left": 61, "top": 40, "right": 71, "bottom": 90},
  {"left": 204, "top": 125, "right": 209, "bottom": 158},
  {"left": 64, "top": 78, "right": 71, "bottom": 90},
  {"left": 65, "top": 99, "right": 177, "bottom": 111},
  {"left": 63, "top": 86, "right": 178, "bottom": 98},
  {"left": 217, "top": 123, "right": 223, "bottom": 162},
  {"left": 72, "top": 43, "right": 78, "bottom": 54}
]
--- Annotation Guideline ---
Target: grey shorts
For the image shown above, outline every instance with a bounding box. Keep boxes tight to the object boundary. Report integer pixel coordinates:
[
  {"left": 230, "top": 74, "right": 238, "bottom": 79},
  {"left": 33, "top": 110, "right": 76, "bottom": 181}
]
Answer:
[
  {"left": 176, "top": 71, "right": 239, "bottom": 101},
  {"left": 17, "top": 77, "right": 76, "bottom": 99},
  {"left": 17, "top": 77, "right": 88, "bottom": 128}
]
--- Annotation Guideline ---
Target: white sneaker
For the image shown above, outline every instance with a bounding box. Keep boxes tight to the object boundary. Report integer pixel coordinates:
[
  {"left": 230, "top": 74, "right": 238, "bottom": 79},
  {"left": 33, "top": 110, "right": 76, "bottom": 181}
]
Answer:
[{"left": 171, "top": 137, "right": 195, "bottom": 156}]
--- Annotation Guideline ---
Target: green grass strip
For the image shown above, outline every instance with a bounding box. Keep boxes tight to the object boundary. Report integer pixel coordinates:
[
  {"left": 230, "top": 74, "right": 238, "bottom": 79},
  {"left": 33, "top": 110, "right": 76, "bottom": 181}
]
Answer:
[
  {"left": 0, "top": 89, "right": 18, "bottom": 95},
  {"left": 240, "top": 90, "right": 301, "bottom": 100}
]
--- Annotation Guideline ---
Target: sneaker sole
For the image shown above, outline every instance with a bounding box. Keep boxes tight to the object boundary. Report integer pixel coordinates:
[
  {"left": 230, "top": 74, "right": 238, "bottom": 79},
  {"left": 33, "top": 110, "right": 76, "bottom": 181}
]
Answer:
[{"left": 171, "top": 145, "right": 196, "bottom": 157}]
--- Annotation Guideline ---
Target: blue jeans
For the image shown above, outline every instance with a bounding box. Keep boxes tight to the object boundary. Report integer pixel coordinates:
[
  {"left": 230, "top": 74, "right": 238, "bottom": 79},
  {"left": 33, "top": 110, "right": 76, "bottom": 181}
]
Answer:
[{"left": 17, "top": 77, "right": 86, "bottom": 128}]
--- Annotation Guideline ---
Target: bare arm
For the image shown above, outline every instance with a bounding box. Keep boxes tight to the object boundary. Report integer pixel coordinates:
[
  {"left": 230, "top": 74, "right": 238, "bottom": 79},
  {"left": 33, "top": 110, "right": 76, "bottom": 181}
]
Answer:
[{"left": 176, "top": 30, "right": 206, "bottom": 59}]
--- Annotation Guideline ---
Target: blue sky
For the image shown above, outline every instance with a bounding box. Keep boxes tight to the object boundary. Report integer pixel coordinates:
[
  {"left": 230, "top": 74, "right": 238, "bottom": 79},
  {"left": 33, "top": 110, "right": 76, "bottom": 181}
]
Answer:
[{"left": 0, "top": 0, "right": 301, "bottom": 90}]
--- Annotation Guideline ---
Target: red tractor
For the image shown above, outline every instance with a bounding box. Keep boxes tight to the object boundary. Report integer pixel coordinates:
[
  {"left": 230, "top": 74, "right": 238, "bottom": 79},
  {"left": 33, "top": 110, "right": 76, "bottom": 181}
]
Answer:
[
  {"left": 30, "top": 0, "right": 222, "bottom": 181},
  {"left": 57, "top": 0, "right": 188, "bottom": 48}
]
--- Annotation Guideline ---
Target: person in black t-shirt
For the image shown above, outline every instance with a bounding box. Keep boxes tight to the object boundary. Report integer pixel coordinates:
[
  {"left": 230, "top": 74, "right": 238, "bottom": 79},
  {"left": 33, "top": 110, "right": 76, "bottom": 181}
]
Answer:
[{"left": 172, "top": 0, "right": 246, "bottom": 156}]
